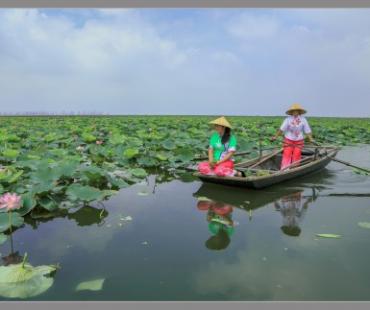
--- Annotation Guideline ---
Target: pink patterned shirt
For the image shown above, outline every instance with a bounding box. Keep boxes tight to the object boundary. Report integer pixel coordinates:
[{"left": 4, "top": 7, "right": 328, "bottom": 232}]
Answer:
[{"left": 280, "top": 116, "right": 311, "bottom": 141}]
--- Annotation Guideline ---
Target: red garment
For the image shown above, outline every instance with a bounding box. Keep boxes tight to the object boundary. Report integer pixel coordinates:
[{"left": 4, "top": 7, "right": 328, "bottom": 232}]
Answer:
[
  {"left": 196, "top": 201, "right": 233, "bottom": 216},
  {"left": 281, "top": 138, "right": 304, "bottom": 170},
  {"left": 198, "top": 160, "right": 235, "bottom": 176}
]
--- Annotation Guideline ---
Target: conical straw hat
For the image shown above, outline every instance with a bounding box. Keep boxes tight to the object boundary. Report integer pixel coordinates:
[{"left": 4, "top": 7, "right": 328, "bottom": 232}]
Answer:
[
  {"left": 286, "top": 103, "right": 307, "bottom": 115},
  {"left": 209, "top": 116, "right": 232, "bottom": 129}
]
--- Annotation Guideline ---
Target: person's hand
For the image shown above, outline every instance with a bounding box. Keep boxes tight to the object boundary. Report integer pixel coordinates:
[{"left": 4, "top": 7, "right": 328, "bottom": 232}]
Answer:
[
  {"left": 209, "top": 161, "right": 215, "bottom": 168},
  {"left": 270, "top": 136, "right": 277, "bottom": 142}
]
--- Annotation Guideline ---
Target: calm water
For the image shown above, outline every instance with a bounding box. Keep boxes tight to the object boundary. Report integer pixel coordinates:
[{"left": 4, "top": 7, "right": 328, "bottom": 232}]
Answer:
[{"left": 1, "top": 146, "right": 370, "bottom": 301}]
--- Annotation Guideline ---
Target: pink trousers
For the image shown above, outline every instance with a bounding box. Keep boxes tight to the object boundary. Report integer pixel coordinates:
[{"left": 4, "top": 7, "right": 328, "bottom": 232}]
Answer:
[
  {"left": 198, "top": 160, "right": 235, "bottom": 177},
  {"left": 281, "top": 138, "right": 304, "bottom": 170}
]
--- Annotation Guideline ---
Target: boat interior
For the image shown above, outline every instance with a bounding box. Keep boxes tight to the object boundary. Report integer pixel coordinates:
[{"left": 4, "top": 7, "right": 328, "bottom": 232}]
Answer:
[{"left": 235, "top": 148, "right": 325, "bottom": 175}]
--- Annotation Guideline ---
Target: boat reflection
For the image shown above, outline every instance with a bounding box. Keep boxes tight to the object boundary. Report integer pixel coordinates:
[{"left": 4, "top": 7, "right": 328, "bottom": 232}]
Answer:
[
  {"left": 197, "top": 199, "right": 236, "bottom": 251},
  {"left": 275, "top": 189, "right": 317, "bottom": 237},
  {"left": 194, "top": 183, "right": 319, "bottom": 238}
]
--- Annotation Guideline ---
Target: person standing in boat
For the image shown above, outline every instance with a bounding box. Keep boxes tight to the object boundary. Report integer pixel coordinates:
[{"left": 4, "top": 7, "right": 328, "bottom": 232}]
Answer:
[
  {"left": 271, "top": 103, "right": 315, "bottom": 170},
  {"left": 198, "top": 116, "right": 239, "bottom": 177}
]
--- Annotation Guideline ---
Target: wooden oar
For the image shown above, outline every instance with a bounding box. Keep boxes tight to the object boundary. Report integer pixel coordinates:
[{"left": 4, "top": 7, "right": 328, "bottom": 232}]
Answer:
[
  {"left": 311, "top": 141, "right": 370, "bottom": 174},
  {"left": 329, "top": 157, "right": 370, "bottom": 174},
  {"left": 195, "top": 146, "right": 278, "bottom": 161}
]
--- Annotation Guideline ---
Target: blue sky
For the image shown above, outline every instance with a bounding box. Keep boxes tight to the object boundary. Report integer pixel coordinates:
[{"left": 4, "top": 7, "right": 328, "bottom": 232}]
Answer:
[{"left": 0, "top": 8, "right": 369, "bottom": 116}]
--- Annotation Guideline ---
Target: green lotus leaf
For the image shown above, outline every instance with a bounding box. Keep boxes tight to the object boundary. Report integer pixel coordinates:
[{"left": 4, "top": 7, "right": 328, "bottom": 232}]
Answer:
[
  {"left": 0, "top": 212, "right": 24, "bottom": 233},
  {"left": 17, "top": 193, "right": 37, "bottom": 216},
  {"left": 76, "top": 278, "right": 105, "bottom": 292},
  {"left": 0, "top": 169, "right": 23, "bottom": 184},
  {"left": 2, "top": 149, "right": 20, "bottom": 159},
  {"left": 130, "top": 168, "right": 147, "bottom": 178},
  {"left": 5, "top": 134, "right": 21, "bottom": 143},
  {"left": 8, "top": 170, "right": 24, "bottom": 183},
  {"left": 174, "top": 148, "right": 194, "bottom": 162},
  {"left": 358, "top": 222, "right": 370, "bottom": 229},
  {"left": 66, "top": 184, "right": 103, "bottom": 202},
  {"left": 39, "top": 197, "right": 58, "bottom": 212},
  {"left": 123, "top": 148, "right": 139, "bottom": 159},
  {"left": 0, "top": 262, "right": 58, "bottom": 299},
  {"left": 156, "top": 153, "right": 168, "bottom": 161},
  {"left": 82, "top": 133, "right": 97, "bottom": 143},
  {"left": 162, "top": 140, "right": 176, "bottom": 150},
  {"left": 315, "top": 234, "right": 342, "bottom": 239},
  {"left": 109, "top": 133, "right": 127, "bottom": 145}
]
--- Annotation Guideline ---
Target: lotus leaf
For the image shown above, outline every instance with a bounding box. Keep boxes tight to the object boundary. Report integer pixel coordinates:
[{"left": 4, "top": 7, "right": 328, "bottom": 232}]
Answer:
[
  {"left": 76, "top": 278, "right": 105, "bottom": 292},
  {"left": 0, "top": 262, "right": 57, "bottom": 299}
]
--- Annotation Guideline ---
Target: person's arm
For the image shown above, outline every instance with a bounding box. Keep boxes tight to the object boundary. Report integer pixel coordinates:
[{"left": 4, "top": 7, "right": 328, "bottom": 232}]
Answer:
[
  {"left": 271, "top": 129, "right": 283, "bottom": 141},
  {"left": 306, "top": 133, "right": 315, "bottom": 143},
  {"left": 208, "top": 148, "right": 215, "bottom": 167},
  {"left": 216, "top": 136, "right": 236, "bottom": 165},
  {"left": 208, "top": 134, "right": 216, "bottom": 167},
  {"left": 271, "top": 119, "right": 287, "bottom": 141},
  {"left": 303, "top": 119, "right": 315, "bottom": 143},
  {"left": 216, "top": 150, "right": 235, "bottom": 165}
]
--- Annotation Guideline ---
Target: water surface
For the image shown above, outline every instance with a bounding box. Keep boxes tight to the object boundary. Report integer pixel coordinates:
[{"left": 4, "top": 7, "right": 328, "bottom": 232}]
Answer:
[{"left": 1, "top": 146, "right": 370, "bottom": 301}]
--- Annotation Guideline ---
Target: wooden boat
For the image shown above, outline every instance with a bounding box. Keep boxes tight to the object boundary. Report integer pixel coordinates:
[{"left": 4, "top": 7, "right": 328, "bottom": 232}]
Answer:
[{"left": 194, "top": 146, "right": 339, "bottom": 189}]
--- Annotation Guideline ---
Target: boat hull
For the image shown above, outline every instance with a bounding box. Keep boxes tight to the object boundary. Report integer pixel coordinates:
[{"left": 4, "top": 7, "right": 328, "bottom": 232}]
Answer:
[{"left": 194, "top": 150, "right": 337, "bottom": 189}]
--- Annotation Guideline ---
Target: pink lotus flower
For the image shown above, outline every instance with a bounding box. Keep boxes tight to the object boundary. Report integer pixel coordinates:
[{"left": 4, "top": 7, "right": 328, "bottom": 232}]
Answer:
[
  {"left": 96, "top": 140, "right": 103, "bottom": 145},
  {"left": 0, "top": 193, "right": 22, "bottom": 212}
]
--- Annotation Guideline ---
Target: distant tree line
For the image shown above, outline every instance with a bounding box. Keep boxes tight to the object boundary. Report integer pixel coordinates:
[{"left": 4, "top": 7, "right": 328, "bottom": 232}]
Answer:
[{"left": 0, "top": 111, "right": 108, "bottom": 116}]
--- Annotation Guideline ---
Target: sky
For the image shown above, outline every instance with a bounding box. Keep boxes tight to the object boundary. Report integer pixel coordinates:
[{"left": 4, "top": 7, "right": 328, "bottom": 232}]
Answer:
[{"left": 0, "top": 8, "right": 369, "bottom": 116}]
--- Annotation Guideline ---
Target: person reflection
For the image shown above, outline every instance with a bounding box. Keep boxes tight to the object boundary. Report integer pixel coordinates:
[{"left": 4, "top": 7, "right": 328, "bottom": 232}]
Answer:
[
  {"left": 197, "top": 199, "right": 235, "bottom": 251},
  {"left": 274, "top": 191, "right": 314, "bottom": 237}
]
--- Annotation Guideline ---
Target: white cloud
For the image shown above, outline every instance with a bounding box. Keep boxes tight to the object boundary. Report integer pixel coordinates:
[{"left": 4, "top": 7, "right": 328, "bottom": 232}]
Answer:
[
  {"left": 0, "top": 9, "right": 369, "bottom": 116},
  {"left": 227, "top": 14, "right": 280, "bottom": 40}
]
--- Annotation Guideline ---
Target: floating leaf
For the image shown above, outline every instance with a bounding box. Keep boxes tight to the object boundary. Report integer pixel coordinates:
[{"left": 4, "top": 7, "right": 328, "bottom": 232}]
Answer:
[
  {"left": 39, "top": 197, "right": 58, "bottom": 212},
  {"left": 162, "top": 140, "right": 176, "bottom": 150},
  {"left": 76, "top": 278, "right": 105, "bottom": 292},
  {"left": 2, "top": 149, "right": 20, "bottom": 159},
  {"left": 82, "top": 133, "right": 97, "bottom": 143},
  {"left": 17, "top": 193, "right": 37, "bottom": 216},
  {"left": 0, "top": 262, "right": 58, "bottom": 299},
  {"left": 315, "top": 234, "right": 342, "bottom": 239},
  {"left": 156, "top": 154, "right": 168, "bottom": 161},
  {"left": 137, "top": 191, "right": 149, "bottom": 196},
  {"left": 123, "top": 148, "right": 139, "bottom": 159},
  {"left": 130, "top": 168, "right": 147, "bottom": 178},
  {"left": 66, "top": 184, "right": 103, "bottom": 202},
  {"left": 358, "top": 222, "right": 370, "bottom": 229}
]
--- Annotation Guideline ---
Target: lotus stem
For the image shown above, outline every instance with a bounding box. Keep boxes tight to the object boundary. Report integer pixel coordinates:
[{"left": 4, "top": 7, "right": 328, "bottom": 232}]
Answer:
[
  {"left": 22, "top": 252, "right": 28, "bottom": 269},
  {"left": 9, "top": 232, "right": 14, "bottom": 254},
  {"left": 9, "top": 211, "right": 12, "bottom": 235}
]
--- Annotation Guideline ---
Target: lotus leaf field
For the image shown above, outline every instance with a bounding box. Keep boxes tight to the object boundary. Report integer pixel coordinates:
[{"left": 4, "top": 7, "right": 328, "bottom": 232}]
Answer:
[{"left": 0, "top": 115, "right": 369, "bottom": 233}]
